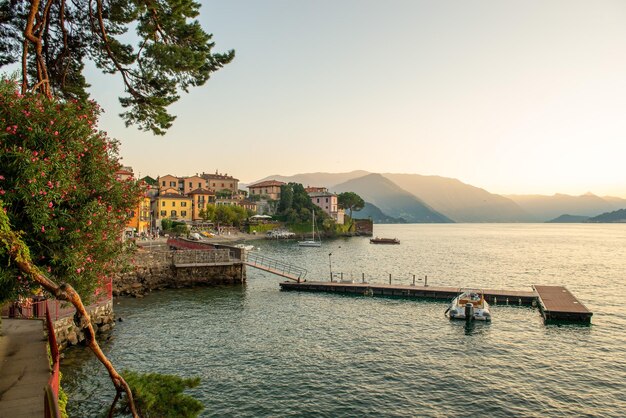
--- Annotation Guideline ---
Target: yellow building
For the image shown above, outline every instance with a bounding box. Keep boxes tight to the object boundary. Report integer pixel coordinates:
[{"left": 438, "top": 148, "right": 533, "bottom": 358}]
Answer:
[
  {"left": 188, "top": 188, "right": 216, "bottom": 221},
  {"left": 151, "top": 193, "right": 193, "bottom": 228},
  {"left": 126, "top": 196, "right": 151, "bottom": 235}
]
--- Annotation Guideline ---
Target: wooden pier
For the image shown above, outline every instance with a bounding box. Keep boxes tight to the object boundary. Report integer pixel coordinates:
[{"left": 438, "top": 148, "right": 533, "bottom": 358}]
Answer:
[
  {"left": 533, "top": 285, "right": 593, "bottom": 324},
  {"left": 279, "top": 281, "right": 592, "bottom": 324}
]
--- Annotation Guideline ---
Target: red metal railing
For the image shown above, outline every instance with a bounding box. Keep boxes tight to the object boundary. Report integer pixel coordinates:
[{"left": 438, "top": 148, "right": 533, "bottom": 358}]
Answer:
[
  {"left": 44, "top": 304, "right": 61, "bottom": 418},
  {"left": 1, "top": 278, "right": 113, "bottom": 321}
]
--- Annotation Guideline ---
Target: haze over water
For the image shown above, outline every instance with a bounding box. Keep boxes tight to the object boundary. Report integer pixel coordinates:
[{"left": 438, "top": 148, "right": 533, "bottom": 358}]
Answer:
[{"left": 62, "top": 224, "right": 626, "bottom": 417}]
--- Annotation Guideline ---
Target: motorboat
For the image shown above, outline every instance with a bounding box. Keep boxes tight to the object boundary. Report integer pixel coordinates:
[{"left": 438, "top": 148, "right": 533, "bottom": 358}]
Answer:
[
  {"left": 234, "top": 243, "right": 256, "bottom": 251},
  {"left": 370, "top": 237, "right": 400, "bottom": 244},
  {"left": 446, "top": 289, "right": 491, "bottom": 321}
]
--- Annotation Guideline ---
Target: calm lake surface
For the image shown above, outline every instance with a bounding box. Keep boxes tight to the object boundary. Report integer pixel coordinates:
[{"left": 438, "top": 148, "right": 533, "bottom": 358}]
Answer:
[{"left": 62, "top": 224, "right": 626, "bottom": 417}]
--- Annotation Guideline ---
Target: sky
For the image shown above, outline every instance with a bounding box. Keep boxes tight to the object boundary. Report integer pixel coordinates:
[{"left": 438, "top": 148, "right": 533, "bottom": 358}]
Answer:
[{"left": 86, "top": 0, "right": 626, "bottom": 197}]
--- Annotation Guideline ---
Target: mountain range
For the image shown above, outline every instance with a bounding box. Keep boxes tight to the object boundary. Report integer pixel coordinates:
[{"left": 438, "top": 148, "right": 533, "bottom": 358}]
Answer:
[{"left": 251, "top": 171, "right": 626, "bottom": 223}]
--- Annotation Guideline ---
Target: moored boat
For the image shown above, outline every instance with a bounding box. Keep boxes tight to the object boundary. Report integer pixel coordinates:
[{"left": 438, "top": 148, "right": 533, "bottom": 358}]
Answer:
[
  {"left": 298, "top": 210, "right": 321, "bottom": 247},
  {"left": 370, "top": 237, "right": 400, "bottom": 244},
  {"left": 446, "top": 289, "right": 491, "bottom": 321}
]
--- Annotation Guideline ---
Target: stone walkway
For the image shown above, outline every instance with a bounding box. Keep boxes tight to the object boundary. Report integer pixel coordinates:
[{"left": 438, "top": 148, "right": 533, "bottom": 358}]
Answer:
[{"left": 0, "top": 319, "right": 50, "bottom": 418}]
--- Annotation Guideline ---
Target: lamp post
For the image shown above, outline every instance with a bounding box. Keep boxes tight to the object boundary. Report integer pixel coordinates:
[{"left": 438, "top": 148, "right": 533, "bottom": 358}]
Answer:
[{"left": 328, "top": 252, "right": 333, "bottom": 282}]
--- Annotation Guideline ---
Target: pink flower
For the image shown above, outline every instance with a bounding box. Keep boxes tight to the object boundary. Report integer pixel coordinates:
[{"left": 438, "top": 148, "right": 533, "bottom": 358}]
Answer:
[
  {"left": 48, "top": 202, "right": 53, "bottom": 208},
  {"left": 41, "top": 226, "right": 45, "bottom": 233}
]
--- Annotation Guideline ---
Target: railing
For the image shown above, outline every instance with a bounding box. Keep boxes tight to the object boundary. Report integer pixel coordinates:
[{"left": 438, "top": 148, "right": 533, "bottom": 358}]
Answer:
[
  {"left": 1, "top": 278, "right": 113, "bottom": 321},
  {"left": 244, "top": 253, "right": 307, "bottom": 281},
  {"left": 44, "top": 306, "right": 61, "bottom": 418}
]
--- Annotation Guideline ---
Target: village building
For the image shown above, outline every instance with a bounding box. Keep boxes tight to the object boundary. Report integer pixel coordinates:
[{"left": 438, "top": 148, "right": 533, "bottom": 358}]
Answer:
[
  {"left": 187, "top": 188, "right": 216, "bottom": 221},
  {"left": 157, "top": 174, "right": 180, "bottom": 194},
  {"left": 182, "top": 175, "right": 207, "bottom": 195},
  {"left": 151, "top": 193, "right": 193, "bottom": 228},
  {"left": 200, "top": 171, "right": 239, "bottom": 194},
  {"left": 126, "top": 196, "right": 151, "bottom": 235},
  {"left": 307, "top": 187, "right": 345, "bottom": 225},
  {"left": 248, "top": 180, "right": 285, "bottom": 200}
]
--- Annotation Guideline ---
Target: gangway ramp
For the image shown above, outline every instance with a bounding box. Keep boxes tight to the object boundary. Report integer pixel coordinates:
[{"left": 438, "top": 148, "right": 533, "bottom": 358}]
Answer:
[{"left": 244, "top": 253, "right": 307, "bottom": 282}]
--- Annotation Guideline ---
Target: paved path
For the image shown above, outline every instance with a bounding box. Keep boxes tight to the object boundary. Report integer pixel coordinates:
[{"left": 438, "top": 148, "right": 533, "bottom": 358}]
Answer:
[{"left": 0, "top": 319, "right": 49, "bottom": 418}]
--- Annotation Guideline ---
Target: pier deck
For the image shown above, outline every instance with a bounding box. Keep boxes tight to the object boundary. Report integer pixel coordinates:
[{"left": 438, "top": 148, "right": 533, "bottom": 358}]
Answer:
[
  {"left": 280, "top": 281, "right": 536, "bottom": 305},
  {"left": 279, "top": 281, "right": 593, "bottom": 324},
  {"left": 533, "top": 285, "right": 593, "bottom": 324}
]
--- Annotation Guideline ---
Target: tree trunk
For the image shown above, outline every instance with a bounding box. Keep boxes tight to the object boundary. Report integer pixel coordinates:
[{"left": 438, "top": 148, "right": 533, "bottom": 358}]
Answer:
[{"left": 0, "top": 208, "right": 140, "bottom": 418}]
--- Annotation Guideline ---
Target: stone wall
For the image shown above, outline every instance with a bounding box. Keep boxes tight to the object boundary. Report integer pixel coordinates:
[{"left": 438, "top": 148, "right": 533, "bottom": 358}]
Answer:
[
  {"left": 114, "top": 249, "right": 245, "bottom": 297},
  {"left": 53, "top": 300, "right": 114, "bottom": 351}
]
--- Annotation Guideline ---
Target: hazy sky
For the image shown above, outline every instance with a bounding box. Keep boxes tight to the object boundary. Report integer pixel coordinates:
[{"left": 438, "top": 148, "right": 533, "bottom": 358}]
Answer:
[{"left": 87, "top": 0, "right": 626, "bottom": 196}]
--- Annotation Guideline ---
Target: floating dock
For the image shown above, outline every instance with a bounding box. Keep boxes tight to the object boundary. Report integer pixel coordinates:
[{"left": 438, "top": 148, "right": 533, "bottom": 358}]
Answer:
[
  {"left": 279, "top": 281, "right": 592, "bottom": 324},
  {"left": 533, "top": 285, "right": 593, "bottom": 324}
]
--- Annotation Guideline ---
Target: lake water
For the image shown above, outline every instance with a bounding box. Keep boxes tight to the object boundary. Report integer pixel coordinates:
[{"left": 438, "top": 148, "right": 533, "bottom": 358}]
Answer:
[{"left": 62, "top": 224, "right": 626, "bottom": 417}]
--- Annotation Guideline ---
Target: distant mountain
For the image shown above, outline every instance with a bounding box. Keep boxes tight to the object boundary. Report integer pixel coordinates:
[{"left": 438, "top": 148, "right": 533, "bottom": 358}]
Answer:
[
  {"left": 506, "top": 193, "right": 626, "bottom": 222},
  {"left": 585, "top": 208, "right": 626, "bottom": 223},
  {"left": 352, "top": 202, "right": 407, "bottom": 224},
  {"left": 546, "top": 214, "right": 590, "bottom": 223},
  {"left": 382, "top": 173, "right": 531, "bottom": 222},
  {"left": 333, "top": 173, "right": 452, "bottom": 223},
  {"left": 246, "top": 170, "right": 626, "bottom": 223}
]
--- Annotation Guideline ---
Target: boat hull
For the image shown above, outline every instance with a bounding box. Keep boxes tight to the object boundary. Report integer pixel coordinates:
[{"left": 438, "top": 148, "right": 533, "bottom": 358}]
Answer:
[
  {"left": 370, "top": 238, "right": 400, "bottom": 244},
  {"left": 447, "top": 292, "right": 491, "bottom": 321},
  {"left": 298, "top": 241, "right": 321, "bottom": 247}
]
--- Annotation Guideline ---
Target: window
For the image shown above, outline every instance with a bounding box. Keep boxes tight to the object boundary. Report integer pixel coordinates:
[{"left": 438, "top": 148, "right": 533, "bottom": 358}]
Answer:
[
  {"left": 181, "top": 211, "right": 187, "bottom": 217},
  {"left": 222, "top": 183, "right": 225, "bottom": 187},
  {"left": 161, "top": 201, "right": 165, "bottom": 207},
  {"left": 160, "top": 210, "right": 166, "bottom": 217},
  {"left": 198, "top": 183, "right": 202, "bottom": 188},
  {"left": 171, "top": 210, "right": 177, "bottom": 217},
  {"left": 161, "top": 181, "right": 165, "bottom": 186},
  {"left": 189, "top": 182, "right": 192, "bottom": 188},
  {"left": 172, "top": 201, "right": 176, "bottom": 207},
  {"left": 181, "top": 202, "right": 187, "bottom": 207},
  {"left": 326, "top": 198, "right": 329, "bottom": 203},
  {"left": 317, "top": 198, "right": 320, "bottom": 203}
]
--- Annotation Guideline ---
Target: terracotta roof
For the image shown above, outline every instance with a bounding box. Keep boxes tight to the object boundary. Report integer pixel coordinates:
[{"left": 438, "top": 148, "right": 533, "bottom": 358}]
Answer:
[
  {"left": 248, "top": 180, "right": 286, "bottom": 188},
  {"left": 308, "top": 191, "right": 336, "bottom": 198},
  {"left": 201, "top": 172, "right": 239, "bottom": 181},
  {"left": 187, "top": 188, "right": 215, "bottom": 195},
  {"left": 157, "top": 193, "right": 192, "bottom": 199}
]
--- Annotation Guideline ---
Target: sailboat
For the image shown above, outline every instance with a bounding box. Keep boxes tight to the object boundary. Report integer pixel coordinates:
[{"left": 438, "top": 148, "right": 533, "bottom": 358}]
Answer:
[{"left": 298, "top": 210, "right": 322, "bottom": 247}]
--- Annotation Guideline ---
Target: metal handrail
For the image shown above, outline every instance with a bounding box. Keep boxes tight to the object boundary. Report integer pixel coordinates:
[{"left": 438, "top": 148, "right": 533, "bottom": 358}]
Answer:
[{"left": 244, "top": 253, "right": 308, "bottom": 280}]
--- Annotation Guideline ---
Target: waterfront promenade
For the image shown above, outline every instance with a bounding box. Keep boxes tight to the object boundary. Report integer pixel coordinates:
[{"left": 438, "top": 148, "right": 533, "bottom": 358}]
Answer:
[{"left": 0, "top": 319, "right": 50, "bottom": 418}]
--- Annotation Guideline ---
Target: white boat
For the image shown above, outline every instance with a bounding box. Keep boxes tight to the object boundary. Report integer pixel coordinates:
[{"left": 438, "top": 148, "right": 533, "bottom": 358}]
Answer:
[
  {"left": 298, "top": 210, "right": 321, "bottom": 247},
  {"left": 234, "top": 243, "right": 256, "bottom": 251},
  {"left": 446, "top": 289, "right": 491, "bottom": 321}
]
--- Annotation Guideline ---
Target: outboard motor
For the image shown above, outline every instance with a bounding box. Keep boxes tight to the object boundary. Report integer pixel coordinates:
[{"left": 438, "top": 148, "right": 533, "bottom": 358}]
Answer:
[{"left": 465, "top": 303, "right": 474, "bottom": 321}]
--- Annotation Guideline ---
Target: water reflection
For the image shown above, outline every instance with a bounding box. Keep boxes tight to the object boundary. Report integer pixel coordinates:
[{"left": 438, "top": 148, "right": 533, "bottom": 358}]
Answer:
[{"left": 61, "top": 224, "right": 626, "bottom": 417}]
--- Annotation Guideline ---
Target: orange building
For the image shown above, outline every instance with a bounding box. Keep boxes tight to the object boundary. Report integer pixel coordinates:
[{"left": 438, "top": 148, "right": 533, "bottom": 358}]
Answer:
[{"left": 188, "top": 188, "right": 216, "bottom": 220}]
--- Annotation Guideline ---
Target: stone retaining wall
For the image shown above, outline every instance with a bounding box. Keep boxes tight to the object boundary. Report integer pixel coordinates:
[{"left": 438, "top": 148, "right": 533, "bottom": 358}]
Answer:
[
  {"left": 53, "top": 300, "right": 114, "bottom": 351},
  {"left": 114, "top": 249, "right": 245, "bottom": 297}
]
